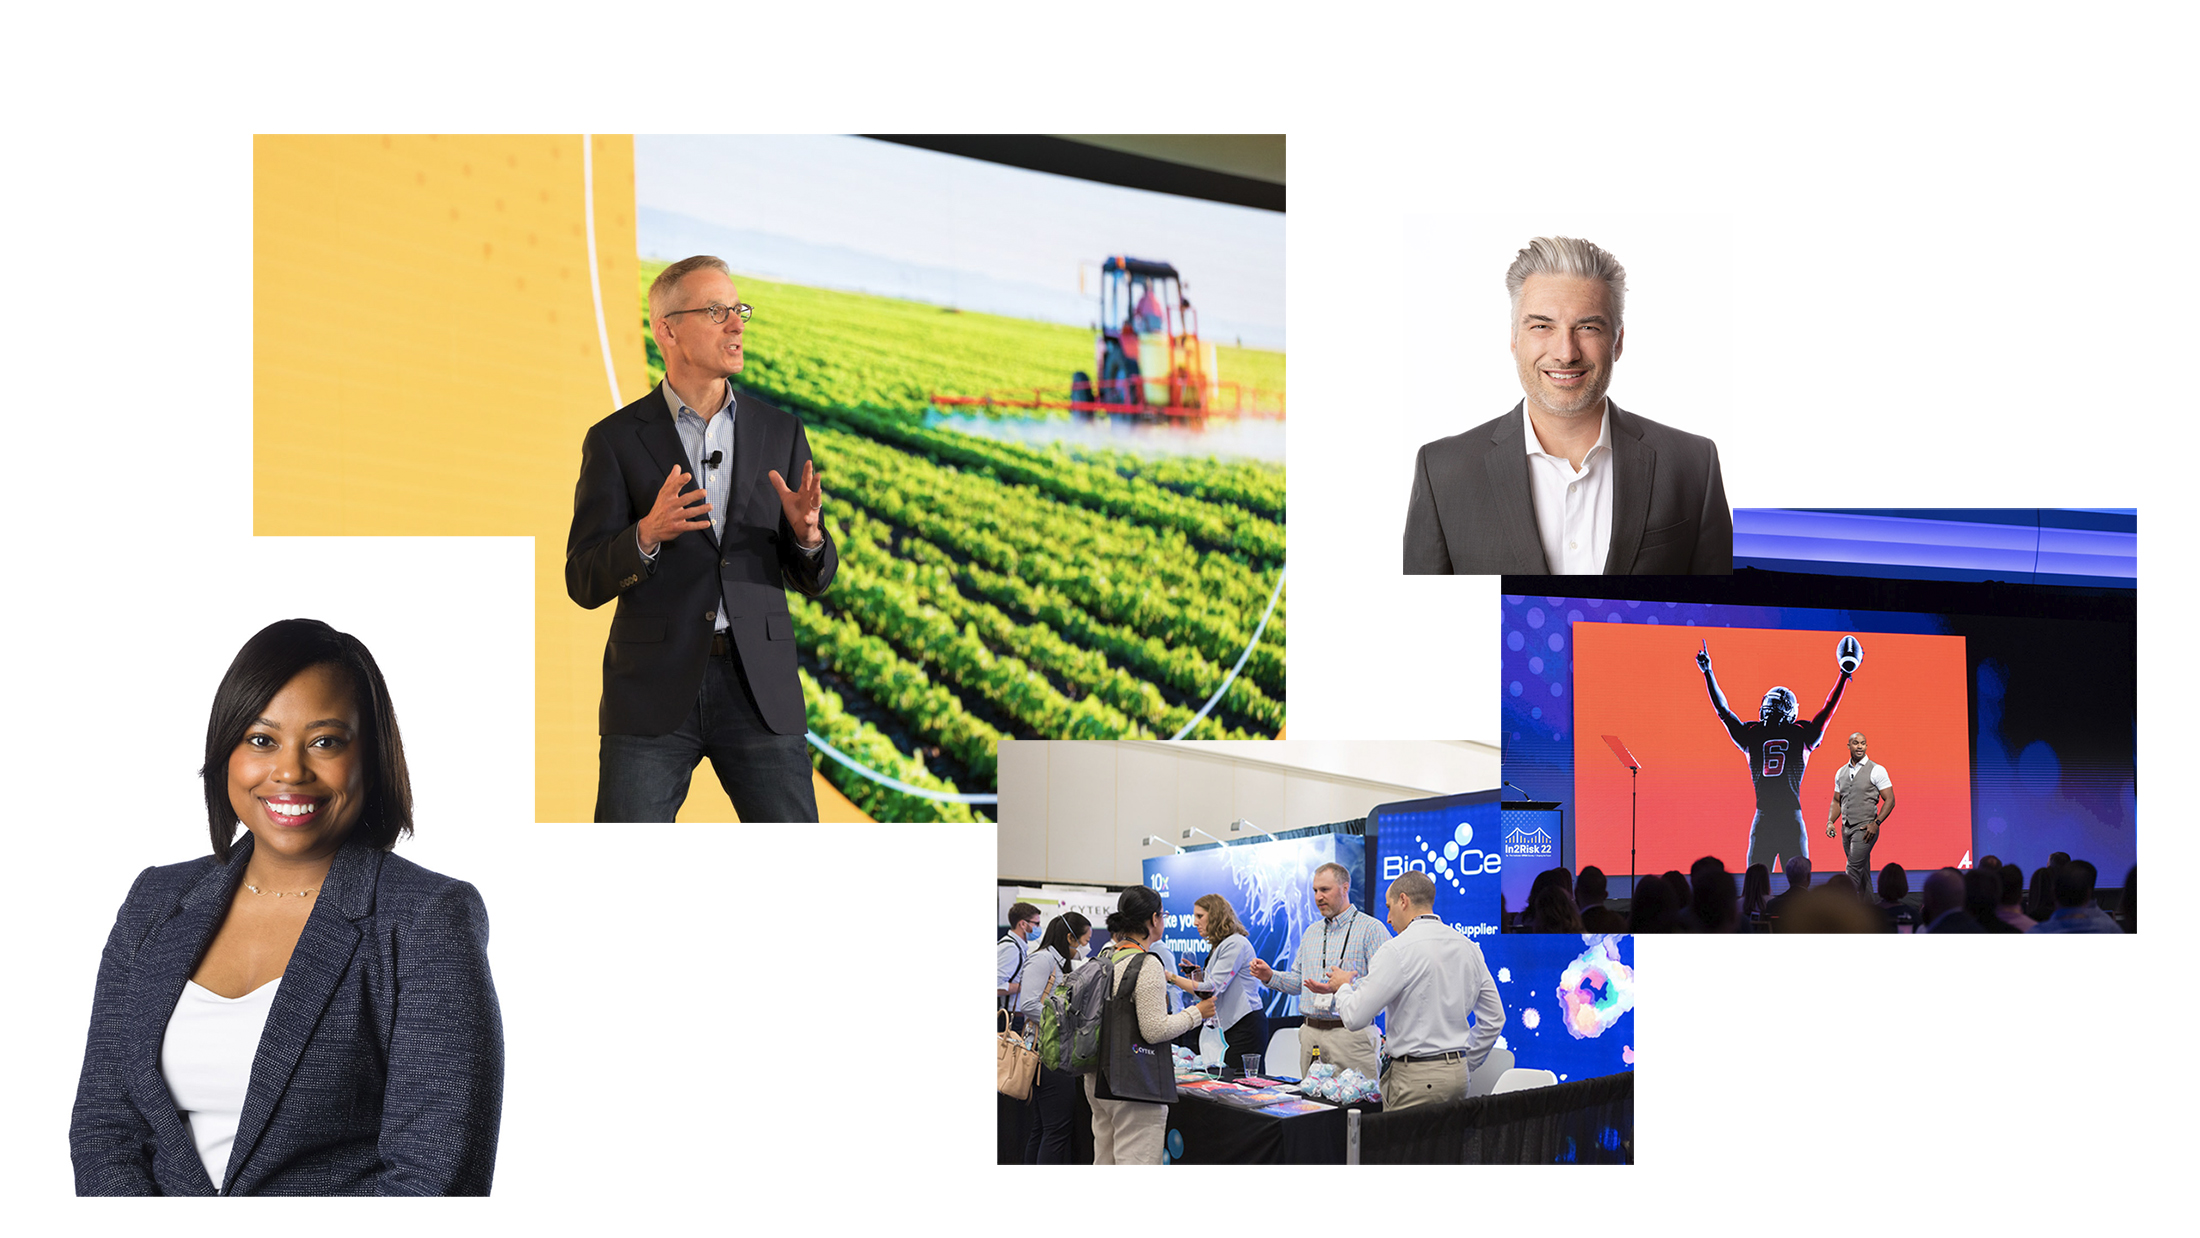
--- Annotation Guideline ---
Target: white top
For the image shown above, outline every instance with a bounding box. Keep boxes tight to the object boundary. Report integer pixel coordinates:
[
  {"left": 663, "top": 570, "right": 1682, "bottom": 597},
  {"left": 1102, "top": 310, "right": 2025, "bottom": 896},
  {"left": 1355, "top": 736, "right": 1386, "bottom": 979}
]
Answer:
[
  {"left": 1335, "top": 915, "right": 1505, "bottom": 1067},
  {"left": 1522, "top": 402, "right": 1615, "bottom": 575},
  {"left": 1835, "top": 759, "right": 1894, "bottom": 793},
  {"left": 1203, "top": 934, "right": 1262, "bottom": 1031},
  {"left": 160, "top": 979, "right": 280, "bottom": 1190},
  {"left": 996, "top": 934, "right": 1027, "bottom": 997}
]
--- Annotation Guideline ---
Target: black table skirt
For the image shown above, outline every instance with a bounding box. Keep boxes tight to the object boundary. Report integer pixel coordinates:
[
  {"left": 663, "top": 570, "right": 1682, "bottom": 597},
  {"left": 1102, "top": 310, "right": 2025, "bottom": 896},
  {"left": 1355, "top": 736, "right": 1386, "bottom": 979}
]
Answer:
[{"left": 999, "top": 1070, "right": 1356, "bottom": 1164}]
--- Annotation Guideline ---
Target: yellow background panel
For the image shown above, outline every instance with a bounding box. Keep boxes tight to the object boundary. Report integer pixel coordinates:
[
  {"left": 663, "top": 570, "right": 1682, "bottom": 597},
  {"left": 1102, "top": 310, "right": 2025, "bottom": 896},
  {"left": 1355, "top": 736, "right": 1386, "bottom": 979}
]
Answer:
[{"left": 255, "top": 134, "right": 866, "bottom": 823}]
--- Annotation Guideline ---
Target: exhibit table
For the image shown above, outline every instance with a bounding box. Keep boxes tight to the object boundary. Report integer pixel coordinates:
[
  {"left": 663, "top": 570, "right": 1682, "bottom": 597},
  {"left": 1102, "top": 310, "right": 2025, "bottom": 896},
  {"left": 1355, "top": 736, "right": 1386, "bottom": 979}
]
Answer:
[{"left": 998, "top": 1072, "right": 1369, "bottom": 1165}]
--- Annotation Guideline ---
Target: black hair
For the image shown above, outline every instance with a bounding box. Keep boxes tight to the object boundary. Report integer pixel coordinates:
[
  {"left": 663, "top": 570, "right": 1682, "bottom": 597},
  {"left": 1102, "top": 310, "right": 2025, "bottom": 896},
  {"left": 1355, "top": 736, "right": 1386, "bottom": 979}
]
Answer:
[
  {"left": 201, "top": 619, "right": 412, "bottom": 862},
  {"left": 2054, "top": 860, "right": 2098, "bottom": 908},
  {"left": 1107, "top": 885, "right": 1164, "bottom": 936},
  {"left": 1877, "top": 862, "right": 1910, "bottom": 903},
  {"left": 1577, "top": 866, "right": 1609, "bottom": 904},
  {"left": 1037, "top": 911, "right": 1092, "bottom": 964},
  {"left": 1740, "top": 863, "right": 1772, "bottom": 917},
  {"left": 1628, "top": 875, "right": 1679, "bottom": 933},
  {"left": 1688, "top": 856, "right": 1737, "bottom": 932}
]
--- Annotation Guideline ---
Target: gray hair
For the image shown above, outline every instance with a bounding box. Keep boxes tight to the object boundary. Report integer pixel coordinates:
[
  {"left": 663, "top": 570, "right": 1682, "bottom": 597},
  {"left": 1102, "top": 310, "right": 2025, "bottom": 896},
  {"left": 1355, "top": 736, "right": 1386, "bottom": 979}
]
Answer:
[
  {"left": 1505, "top": 236, "right": 1627, "bottom": 333},
  {"left": 1388, "top": 870, "right": 1436, "bottom": 909},
  {"left": 648, "top": 255, "right": 731, "bottom": 320}
]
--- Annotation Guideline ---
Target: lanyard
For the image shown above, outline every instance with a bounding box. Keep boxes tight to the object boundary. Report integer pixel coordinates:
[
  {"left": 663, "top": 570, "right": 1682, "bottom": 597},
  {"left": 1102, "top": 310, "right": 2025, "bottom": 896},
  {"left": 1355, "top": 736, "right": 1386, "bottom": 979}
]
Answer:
[{"left": 1321, "top": 910, "right": 1356, "bottom": 971}]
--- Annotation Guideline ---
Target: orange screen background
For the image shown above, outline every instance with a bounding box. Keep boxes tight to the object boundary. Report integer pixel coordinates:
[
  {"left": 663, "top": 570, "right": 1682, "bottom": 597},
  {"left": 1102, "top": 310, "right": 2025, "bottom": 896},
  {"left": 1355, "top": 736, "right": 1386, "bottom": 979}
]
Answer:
[{"left": 1572, "top": 624, "right": 1972, "bottom": 876}]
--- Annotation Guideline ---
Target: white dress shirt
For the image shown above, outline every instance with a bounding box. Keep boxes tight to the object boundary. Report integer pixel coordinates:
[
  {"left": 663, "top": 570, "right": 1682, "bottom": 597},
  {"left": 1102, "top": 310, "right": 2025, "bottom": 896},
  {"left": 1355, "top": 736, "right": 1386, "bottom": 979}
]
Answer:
[
  {"left": 1834, "top": 759, "right": 1894, "bottom": 795},
  {"left": 997, "top": 933, "right": 1028, "bottom": 1001},
  {"left": 1522, "top": 401, "right": 1614, "bottom": 575},
  {"left": 1335, "top": 915, "right": 1504, "bottom": 1067}
]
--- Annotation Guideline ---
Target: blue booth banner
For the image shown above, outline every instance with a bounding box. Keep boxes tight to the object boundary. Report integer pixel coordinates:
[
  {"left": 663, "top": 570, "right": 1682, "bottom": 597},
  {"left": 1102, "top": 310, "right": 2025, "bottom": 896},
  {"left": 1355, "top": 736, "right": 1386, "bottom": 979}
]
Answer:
[
  {"left": 1140, "top": 825, "right": 1366, "bottom": 1019},
  {"left": 1367, "top": 791, "right": 1508, "bottom": 938}
]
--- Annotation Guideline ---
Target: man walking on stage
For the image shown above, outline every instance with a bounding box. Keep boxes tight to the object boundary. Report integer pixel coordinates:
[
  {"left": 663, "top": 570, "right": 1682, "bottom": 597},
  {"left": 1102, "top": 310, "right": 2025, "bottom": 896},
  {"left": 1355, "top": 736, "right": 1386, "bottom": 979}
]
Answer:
[
  {"left": 1249, "top": 862, "right": 1391, "bottom": 1080},
  {"left": 1827, "top": 732, "right": 1895, "bottom": 893}
]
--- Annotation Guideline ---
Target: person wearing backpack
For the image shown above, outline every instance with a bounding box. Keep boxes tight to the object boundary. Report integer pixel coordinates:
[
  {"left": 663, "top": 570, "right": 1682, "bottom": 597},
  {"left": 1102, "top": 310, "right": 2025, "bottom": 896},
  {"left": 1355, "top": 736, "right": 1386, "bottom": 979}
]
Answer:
[
  {"left": 1088, "top": 886, "right": 1214, "bottom": 1165},
  {"left": 1018, "top": 912, "right": 1091, "bottom": 1164},
  {"left": 997, "top": 902, "right": 1040, "bottom": 1032}
]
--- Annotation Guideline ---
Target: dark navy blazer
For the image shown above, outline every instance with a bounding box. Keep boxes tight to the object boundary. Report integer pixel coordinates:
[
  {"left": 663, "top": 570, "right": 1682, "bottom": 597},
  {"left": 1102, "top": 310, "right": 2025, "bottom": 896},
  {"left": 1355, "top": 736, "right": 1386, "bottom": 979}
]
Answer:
[{"left": 70, "top": 835, "right": 503, "bottom": 1195}]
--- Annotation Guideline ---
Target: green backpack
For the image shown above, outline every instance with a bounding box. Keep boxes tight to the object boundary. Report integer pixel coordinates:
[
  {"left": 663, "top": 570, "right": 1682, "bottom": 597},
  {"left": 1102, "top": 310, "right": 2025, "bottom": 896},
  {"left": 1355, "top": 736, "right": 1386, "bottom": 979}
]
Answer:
[{"left": 1042, "top": 949, "right": 1129, "bottom": 1073}]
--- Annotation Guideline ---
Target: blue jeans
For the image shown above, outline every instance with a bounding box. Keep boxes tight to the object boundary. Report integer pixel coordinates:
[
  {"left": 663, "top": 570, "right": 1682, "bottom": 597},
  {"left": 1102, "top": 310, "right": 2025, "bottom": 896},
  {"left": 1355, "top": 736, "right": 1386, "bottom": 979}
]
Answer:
[{"left": 595, "top": 652, "right": 818, "bottom": 822}]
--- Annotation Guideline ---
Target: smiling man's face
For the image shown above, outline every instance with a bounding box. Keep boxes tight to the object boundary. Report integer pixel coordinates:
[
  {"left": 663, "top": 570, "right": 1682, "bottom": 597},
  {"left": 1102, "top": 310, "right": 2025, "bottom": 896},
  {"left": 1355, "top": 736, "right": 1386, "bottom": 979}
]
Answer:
[{"left": 1511, "top": 273, "right": 1622, "bottom": 418}]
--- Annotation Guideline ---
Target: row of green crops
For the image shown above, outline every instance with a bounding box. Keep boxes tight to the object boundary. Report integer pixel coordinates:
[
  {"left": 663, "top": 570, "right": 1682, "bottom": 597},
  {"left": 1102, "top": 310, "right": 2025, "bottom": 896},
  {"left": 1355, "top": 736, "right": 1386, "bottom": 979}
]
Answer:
[{"left": 639, "top": 262, "right": 1285, "bottom": 822}]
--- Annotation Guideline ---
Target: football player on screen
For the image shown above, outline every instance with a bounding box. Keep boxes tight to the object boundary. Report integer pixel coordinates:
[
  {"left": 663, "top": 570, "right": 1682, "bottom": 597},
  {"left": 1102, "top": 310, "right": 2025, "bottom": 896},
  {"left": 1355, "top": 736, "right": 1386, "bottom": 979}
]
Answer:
[{"left": 1696, "top": 636, "right": 1856, "bottom": 870}]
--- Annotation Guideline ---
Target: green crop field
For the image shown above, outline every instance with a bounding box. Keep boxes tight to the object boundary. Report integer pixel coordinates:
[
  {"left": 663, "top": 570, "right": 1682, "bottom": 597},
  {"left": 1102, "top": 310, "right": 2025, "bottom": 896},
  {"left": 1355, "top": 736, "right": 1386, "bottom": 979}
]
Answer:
[{"left": 639, "top": 262, "right": 1286, "bottom": 822}]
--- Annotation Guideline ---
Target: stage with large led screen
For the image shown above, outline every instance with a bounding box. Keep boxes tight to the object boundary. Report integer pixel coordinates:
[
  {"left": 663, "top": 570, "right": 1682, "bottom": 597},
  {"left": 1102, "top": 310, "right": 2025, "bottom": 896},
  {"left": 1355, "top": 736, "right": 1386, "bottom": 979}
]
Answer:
[
  {"left": 1572, "top": 623, "right": 1971, "bottom": 876},
  {"left": 1501, "top": 573, "right": 2135, "bottom": 888}
]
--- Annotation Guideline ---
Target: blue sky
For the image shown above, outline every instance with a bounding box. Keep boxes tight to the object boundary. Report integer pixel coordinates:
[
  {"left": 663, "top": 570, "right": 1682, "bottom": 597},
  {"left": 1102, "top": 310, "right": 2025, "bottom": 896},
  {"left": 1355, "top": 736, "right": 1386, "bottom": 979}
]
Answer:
[{"left": 635, "top": 135, "right": 1285, "bottom": 351}]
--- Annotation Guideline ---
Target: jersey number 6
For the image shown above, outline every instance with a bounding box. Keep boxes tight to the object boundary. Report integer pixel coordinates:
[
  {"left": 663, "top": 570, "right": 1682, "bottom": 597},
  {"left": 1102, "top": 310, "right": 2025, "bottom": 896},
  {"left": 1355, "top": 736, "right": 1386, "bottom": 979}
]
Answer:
[{"left": 1762, "top": 739, "right": 1788, "bottom": 778}]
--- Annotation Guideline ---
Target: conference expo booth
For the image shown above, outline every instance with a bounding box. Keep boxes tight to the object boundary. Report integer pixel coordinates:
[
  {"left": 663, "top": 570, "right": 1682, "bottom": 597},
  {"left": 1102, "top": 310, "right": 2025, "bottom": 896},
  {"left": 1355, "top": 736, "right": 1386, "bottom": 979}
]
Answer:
[{"left": 999, "top": 793, "right": 1634, "bottom": 1164}]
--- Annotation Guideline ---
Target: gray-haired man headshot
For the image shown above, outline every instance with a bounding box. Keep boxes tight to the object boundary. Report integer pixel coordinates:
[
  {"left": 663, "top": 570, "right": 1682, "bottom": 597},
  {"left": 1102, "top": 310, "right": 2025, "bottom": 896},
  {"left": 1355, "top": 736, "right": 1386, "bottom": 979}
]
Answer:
[
  {"left": 1326, "top": 870, "right": 1505, "bottom": 1110},
  {"left": 1247, "top": 862, "right": 1391, "bottom": 1080},
  {"left": 566, "top": 255, "right": 835, "bottom": 823},
  {"left": 1403, "top": 236, "right": 1732, "bottom": 575}
]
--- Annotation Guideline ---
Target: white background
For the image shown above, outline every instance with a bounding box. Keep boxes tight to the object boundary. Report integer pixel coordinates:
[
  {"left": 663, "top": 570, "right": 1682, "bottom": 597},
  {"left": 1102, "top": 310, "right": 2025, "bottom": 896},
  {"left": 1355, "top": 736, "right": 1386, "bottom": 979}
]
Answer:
[{"left": 0, "top": 2, "right": 2185, "bottom": 1232}]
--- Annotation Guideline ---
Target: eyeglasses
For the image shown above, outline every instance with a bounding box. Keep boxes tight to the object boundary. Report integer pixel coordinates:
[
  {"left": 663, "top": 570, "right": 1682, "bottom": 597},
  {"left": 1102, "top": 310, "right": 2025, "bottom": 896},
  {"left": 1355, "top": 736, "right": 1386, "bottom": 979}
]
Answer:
[{"left": 661, "top": 301, "right": 752, "bottom": 325}]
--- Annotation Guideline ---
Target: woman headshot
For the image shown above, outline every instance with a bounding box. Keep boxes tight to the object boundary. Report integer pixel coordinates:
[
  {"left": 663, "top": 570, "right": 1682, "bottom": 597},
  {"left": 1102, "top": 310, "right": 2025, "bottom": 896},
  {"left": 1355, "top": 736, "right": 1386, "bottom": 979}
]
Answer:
[
  {"left": 70, "top": 619, "right": 504, "bottom": 1196},
  {"left": 1188, "top": 894, "right": 1267, "bottom": 1074}
]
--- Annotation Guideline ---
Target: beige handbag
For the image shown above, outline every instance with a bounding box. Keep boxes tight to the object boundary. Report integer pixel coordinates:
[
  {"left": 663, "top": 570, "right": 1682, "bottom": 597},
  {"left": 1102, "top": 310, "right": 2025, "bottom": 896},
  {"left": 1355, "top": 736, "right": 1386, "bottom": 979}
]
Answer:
[{"left": 997, "top": 1009, "right": 1039, "bottom": 1100}]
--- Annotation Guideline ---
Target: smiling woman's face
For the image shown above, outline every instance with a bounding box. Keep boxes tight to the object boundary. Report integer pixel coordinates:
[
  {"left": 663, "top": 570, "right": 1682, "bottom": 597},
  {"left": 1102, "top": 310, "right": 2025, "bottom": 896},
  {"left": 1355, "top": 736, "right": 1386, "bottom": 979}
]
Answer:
[{"left": 227, "top": 663, "right": 366, "bottom": 865}]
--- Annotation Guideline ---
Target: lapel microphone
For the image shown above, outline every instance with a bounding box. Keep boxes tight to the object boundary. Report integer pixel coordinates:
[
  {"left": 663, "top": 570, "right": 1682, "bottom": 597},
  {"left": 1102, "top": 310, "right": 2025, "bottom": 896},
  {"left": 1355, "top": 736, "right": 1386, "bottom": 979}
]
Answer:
[{"left": 703, "top": 450, "right": 723, "bottom": 470}]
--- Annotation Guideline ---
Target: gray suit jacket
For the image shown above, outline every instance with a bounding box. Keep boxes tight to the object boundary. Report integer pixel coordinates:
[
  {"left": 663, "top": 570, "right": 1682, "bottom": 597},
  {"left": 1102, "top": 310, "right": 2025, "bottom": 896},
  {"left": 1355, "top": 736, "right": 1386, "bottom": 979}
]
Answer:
[{"left": 1403, "top": 402, "right": 1731, "bottom": 575}]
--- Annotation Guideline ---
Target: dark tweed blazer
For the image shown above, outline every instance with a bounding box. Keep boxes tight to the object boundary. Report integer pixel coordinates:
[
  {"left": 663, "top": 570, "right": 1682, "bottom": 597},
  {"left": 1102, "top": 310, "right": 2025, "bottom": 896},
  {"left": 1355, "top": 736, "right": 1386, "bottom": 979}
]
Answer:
[
  {"left": 1403, "top": 401, "right": 1732, "bottom": 575},
  {"left": 70, "top": 835, "right": 503, "bottom": 1195}
]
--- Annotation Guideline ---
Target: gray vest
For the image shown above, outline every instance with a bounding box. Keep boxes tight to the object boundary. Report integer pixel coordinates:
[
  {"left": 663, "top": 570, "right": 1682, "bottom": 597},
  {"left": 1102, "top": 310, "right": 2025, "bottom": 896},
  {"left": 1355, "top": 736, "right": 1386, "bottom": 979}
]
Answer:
[{"left": 1840, "top": 759, "right": 1881, "bottom": 825}]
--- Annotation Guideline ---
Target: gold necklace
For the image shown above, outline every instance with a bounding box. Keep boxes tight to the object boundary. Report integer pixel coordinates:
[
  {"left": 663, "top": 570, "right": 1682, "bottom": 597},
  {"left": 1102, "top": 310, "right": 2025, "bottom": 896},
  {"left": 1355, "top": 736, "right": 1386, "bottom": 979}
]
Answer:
[{"left": 243, "top": 882, "right": 317, "bottom": 899}]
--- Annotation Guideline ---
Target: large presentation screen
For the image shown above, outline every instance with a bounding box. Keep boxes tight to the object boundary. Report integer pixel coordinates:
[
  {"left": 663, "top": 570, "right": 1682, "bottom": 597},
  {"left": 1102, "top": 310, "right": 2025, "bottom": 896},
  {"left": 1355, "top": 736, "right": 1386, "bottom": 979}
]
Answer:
[
  {"left": 1571, "top": 623, "right": 1972, "bottom": 875},
  {"left": 1141, "top": 830, "right": 1364, "bottom": 1019}
]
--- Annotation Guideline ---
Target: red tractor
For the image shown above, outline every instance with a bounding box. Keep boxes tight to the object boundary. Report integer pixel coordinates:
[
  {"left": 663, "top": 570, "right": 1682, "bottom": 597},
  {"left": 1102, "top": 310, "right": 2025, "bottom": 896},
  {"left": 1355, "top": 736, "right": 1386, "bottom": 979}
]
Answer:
[
  {"left": 928, "top": 254, "right": 1279, "bottom": 418},
  {"left": 1070, "top": 256, "right": 1217, "bottom": 416}
]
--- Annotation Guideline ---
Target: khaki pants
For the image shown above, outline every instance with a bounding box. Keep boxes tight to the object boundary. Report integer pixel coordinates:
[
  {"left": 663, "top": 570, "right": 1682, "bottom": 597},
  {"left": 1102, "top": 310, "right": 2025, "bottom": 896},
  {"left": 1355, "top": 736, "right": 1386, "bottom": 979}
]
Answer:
[
  {"left": 1381, "top": 1056, "right": 1467, "bottom": 1110},
  {"left": 1298, "top": 1022, "right": 1379, "bottom": 1081},
  {"left": 1085, "top": 1073, "right": 1168, "bottom": 1165}
]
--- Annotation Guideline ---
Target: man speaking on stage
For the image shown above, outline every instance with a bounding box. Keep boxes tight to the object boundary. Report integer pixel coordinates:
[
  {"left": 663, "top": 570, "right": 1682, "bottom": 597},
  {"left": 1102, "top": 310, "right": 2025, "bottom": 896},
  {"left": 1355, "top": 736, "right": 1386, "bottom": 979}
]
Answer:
[
  {"left": 566, "top": 255, "right": 836, "bottom": 823},
  {"left": 1828, "top": 732, "right": 1895, "bottom": 892},
  {"left": 1403, "top": 235, "right": 1731, "bottom": 575}
]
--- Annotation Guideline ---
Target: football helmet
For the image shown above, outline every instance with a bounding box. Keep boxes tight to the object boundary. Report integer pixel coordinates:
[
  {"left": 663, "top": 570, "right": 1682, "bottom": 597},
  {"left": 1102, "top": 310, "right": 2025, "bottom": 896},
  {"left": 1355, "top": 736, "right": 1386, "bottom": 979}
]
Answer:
[{"left": 1761, "top": 686, "right": 1799, "bottom": 725}]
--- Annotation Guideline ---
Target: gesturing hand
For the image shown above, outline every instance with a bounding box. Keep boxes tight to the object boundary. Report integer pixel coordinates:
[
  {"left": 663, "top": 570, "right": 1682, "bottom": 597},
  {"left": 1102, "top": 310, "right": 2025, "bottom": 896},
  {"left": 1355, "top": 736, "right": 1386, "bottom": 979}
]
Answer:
[
  {"left": 769, "top": 459, "right": 825, "bottom": 549},
  {"left": 1696, "top": 639, "right": 1711, "bottom": 671},
  {"left": 1248, "top": 958, "right": 1273, "bottom": 983},
  {"left": 639, "top": 465, "right": 711, "bottom": 553}
]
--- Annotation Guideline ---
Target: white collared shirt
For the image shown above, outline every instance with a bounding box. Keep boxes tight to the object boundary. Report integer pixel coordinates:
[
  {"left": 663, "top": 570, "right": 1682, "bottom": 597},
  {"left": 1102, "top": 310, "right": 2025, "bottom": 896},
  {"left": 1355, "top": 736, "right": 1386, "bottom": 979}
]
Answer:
[
  {"left": 1522, "top": 401, "right": 1614, "bottom": 575},
  {"left": 1334, "top": 914, "right": 1504, "bottom": 1067}
]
